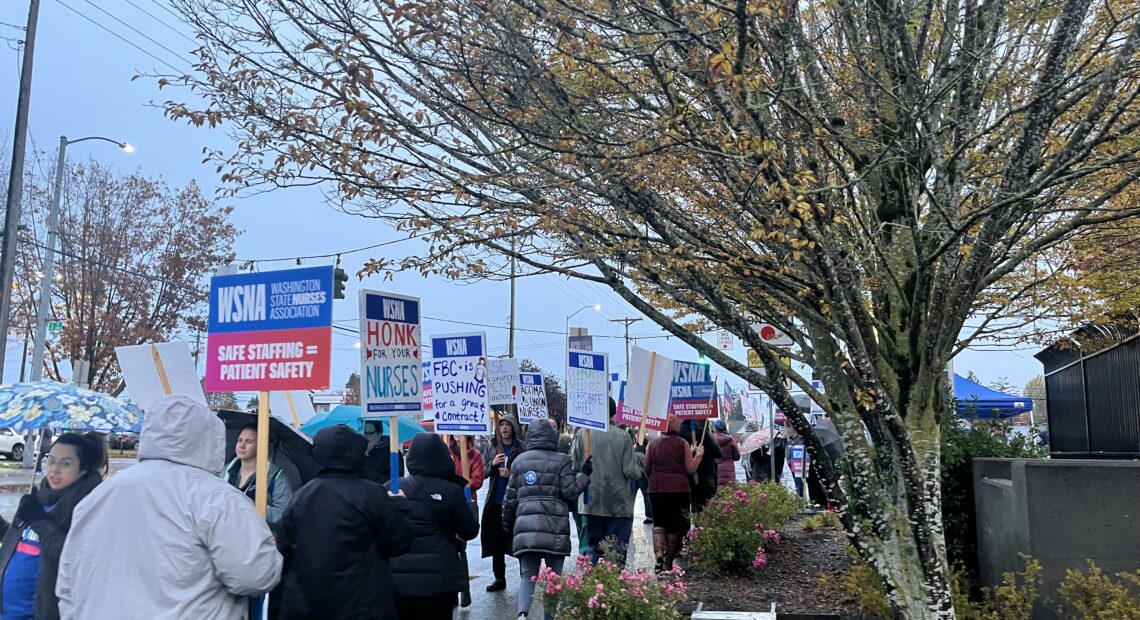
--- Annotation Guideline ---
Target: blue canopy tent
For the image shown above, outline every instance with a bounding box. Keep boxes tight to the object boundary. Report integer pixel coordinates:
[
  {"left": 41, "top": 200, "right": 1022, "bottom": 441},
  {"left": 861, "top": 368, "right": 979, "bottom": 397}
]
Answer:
[
  {"left": 953, "top": 374, "right": 1033, "bottom": 419},
  {"left": 299, "top": 404, "right": 424, "bottom": 441}
]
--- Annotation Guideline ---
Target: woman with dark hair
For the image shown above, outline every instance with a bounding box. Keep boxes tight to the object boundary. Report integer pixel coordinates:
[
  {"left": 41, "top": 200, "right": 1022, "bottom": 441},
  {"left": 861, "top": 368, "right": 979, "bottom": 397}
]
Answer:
[{"left": 0, "top": 432, "right": 106, "bottom": 620}]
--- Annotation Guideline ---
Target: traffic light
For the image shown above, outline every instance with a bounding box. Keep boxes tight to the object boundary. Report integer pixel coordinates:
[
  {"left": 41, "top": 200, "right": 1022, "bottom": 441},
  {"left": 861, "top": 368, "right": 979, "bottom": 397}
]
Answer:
[{"left": 333, "top": 268, "right": 349, "bottom": 299}]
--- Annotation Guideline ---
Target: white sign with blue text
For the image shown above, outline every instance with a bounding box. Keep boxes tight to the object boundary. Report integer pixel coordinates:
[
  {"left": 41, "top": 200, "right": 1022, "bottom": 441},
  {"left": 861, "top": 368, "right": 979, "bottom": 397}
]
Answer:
[
  {"left": 360, "top": 290, "right": 422, "bottom": 416},
  {"left": 431, "top": 332, "right": 491, "bottom": 435},
  {"left": 518, "top": 372, "right": 549, "bottom": 423},
  {"left": 567, "top": 350, "right": 609, "bottom": 431}
]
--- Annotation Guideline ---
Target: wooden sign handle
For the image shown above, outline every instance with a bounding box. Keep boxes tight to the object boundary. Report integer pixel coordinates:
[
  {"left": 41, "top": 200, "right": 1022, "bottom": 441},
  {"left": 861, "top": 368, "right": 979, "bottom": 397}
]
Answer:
[
  {"left": 254, "top": 392, "right": 270, "bottom": 518},
  {"left": 636, "top": 352, "right": 658, "bottom": 444},
  {"left": 150, "top": 344, "right": 172, "bottom": 396}
]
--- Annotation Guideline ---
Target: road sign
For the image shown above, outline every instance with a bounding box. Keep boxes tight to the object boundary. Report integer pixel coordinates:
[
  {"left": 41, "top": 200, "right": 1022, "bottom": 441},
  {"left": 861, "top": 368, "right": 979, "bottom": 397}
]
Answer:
[
  {"left": 717, "top": 330, "right": 733, "bottom": 350},
  {"left": 750, "top": 322, "right": 794, "bottom": 346},
  {"left": 205, "top": 266, "right": 334, "bottom": 392},
  {"left": 748, "top": 349, "right": 791, "bottom": 369},
  {"left": 47, "top": 320, "right": 63, "bottom": 333},
  {"left": 360, "top": 290, "right": 422, "bottom": 416}
]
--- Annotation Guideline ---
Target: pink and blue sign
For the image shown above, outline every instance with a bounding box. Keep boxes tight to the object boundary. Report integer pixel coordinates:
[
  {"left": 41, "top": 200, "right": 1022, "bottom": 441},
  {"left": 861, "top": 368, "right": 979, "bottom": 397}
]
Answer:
[{"left": 205, "top": 266, "right": 334, "bottom": 392}]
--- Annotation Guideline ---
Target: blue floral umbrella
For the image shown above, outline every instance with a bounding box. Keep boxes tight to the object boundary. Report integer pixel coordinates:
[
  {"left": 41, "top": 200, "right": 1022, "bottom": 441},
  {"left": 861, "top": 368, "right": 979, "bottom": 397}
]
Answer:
[{"left": 0, "top": 381, "right": 144, "bottom": 433}]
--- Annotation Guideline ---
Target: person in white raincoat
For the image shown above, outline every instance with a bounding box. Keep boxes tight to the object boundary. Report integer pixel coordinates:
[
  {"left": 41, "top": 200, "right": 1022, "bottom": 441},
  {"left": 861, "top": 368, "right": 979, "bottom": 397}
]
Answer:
[{"left": 55, "top": 395, "right": 282, "bottom": 619}]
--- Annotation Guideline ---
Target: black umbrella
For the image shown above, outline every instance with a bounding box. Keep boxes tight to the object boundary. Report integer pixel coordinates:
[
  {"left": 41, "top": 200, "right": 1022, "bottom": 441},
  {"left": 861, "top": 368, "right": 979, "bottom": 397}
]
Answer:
[
  {"left": 216, "top": 409, "right": 319, "bottom": 490},
  {"left": 813, "top": 417, "right": 845, "bottom": 461}
]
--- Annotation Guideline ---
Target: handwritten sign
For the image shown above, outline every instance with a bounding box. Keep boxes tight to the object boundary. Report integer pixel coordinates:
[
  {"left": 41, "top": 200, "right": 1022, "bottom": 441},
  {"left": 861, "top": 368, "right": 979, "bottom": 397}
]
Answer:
[
  {"left": 518, "top": 372, "right": 549, "bottom": 423},
  {"left": 567, "top": 350, "right": 608, "bottom": 431},
  {"left": 488, "top": 358, "right": 521, "bottom": 406},
  {"left": 360, "top": 290, "right": 422, "bottom": 416},
  {"left": 430, "top": 332, "right": 490, "bottom": 435},
  {"left": 667, "top": 360, "right": 715, "bottom": 419}
]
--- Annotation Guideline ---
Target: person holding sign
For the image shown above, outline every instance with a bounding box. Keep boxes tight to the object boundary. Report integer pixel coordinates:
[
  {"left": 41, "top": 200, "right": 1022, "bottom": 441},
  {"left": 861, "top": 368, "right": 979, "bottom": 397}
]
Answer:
[
  {"left": 480, "top": 414, "right": 523, "bottom": 593},
  {"left": 57, "top": 396, "right": 282, "bottom": 620},
  {"left": 448, "top": 436, "right": 484, "bottom": 608},
  {"left": 502, "top": 420, "right": 591, "bottom": 620},
  {"left": 571, "top": 398, "right": 643, "bottom": 566},
  {"left": 388, "top": 434, "right": 480, "bottom": 620},
  {"left": 645, "top": 415, "right": 704, "bottom": 573},
  {"left": 362, "top": 421, "right": 405, "bottom": 484},
  {"left": 680, "top": 419, "right": 722, "bottom": 514}
]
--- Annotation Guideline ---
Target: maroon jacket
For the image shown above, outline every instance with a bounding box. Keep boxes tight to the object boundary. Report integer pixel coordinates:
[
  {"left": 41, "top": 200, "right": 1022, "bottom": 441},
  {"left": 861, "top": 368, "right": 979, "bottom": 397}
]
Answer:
[{"left": 714, "top": 431, "right": 741, "bottom": 485}]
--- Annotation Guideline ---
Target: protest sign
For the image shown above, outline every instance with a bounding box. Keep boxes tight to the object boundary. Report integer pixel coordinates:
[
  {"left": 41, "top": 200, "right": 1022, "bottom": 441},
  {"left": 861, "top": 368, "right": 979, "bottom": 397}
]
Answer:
[
  {"left": 360, "top": 290, "right": 422, "bottom": 416},
  {"left": 567, "top": 351, "right": 608, "bottom": 431},
  {"left": 667, "top": 360, "right": 716, "bottom": 419},
  {"left": 518, "top": 372, "right": 549, "bottom": 423},
  {"left": 205, "top": 266, "right": 334, "bottom": 392},
  {"left": 431, "top": 332, "right": 491, "bottom": 435},
  {"left": 116, "top": 341, "right": 206, "bottom": 411},
  {"left": 488, "top": 358, "right": 521, "bottom": 406},
  {"left": 268, "top": 391, "right": 316, "bottom": 428},
  {"left": 421, "top": 361, "right": 434, "bottom": 421},
  {"left": 616, "top": 346, "right": 673, "bottom": 438},
  {"left": 788, "top": 444, "right": 810, "bottom": 476}
]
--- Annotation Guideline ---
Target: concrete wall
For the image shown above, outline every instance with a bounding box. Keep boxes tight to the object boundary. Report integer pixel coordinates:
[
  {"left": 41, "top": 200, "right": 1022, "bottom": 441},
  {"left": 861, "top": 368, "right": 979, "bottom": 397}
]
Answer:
[{"left": 973, "top": 458, "right": 1140, "bottom": 618}]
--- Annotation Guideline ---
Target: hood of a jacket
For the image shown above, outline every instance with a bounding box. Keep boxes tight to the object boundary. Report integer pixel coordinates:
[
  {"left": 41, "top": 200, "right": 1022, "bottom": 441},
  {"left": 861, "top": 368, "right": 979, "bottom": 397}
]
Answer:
[
  {"left": 138, "top": 395, "right": 225, "bottom": 473},
  {"left": 495, "top": 414, "right": 523, "bottom": 449},
  {"left": 313, "top": 425, "right": 367, "bottom": 473},
  {"left": 407, "top": 434, "right": 467, "bottom": 486},
  {"left": 526, "top": 418, "right": 558, "bottom": 451}
]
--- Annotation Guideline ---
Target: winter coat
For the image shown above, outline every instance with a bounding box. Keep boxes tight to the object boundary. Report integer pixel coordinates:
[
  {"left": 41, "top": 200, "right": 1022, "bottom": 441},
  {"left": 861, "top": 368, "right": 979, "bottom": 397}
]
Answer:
[
  {"left": 0, "top": 472, "right": 101, "bottom": 620},
  {"left": 220, "top": 458, "right": 293, "bottom": 528},
  {"left": 57, "top": 396, "right": 282, "bottom": 620},
  {"left": 388, "top": 434, "right": 480, "bottom": 598},
  {"left": 571, "top": 425, "right": 643, "bottom": 517},
  {"left": 448, "top": 438, "right": 484, "bottom": 502},
  {"left": 482, "top": 414, "right": 524, "bottom": 504},
  {"left": 363, "top": 438, "right": 405, "bottom": 485},
  {"left": 276, "top": 425, "right": 411, "bottom": 620},
  {"left": 681, "top": 421, "right": 723, "bottom": 492},
  {"left": 714, "top": 431, "right": 741, "bottom": 486},
  {"left": 502, "top": 421, "right": 590, "bottom": 556}
]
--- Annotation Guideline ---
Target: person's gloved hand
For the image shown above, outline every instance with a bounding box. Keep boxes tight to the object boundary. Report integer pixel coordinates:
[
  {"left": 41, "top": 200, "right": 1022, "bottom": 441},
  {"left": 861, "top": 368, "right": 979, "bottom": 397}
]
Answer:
[
  {"left": 581, "top": 457, "right": 594, "bottom": 476},
  {"left": 16, "top": 493, "right": 45, "bottom": 524}
]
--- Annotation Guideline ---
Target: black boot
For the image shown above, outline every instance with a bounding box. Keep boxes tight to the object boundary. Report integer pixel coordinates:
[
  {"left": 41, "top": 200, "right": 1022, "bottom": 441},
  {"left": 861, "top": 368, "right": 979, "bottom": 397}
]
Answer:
[{"left": 486, "top": 578, "right": 507, "bottom": 592}]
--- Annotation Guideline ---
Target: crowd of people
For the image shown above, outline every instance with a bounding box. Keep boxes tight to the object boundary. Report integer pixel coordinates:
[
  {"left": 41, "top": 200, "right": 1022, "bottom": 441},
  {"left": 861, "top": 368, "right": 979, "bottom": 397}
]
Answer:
[{"left": 0, "top": 394, "right": 750, "bottom": 620}]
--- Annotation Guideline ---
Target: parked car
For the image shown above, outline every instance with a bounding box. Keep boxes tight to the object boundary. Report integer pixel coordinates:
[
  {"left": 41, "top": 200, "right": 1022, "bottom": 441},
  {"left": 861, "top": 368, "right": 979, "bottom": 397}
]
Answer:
[
  {"left": 0, "top": 428, "right": 24, "bottom": 461},
  {"left": 109, "top": 432, "right": 138, "bottom": 450}
]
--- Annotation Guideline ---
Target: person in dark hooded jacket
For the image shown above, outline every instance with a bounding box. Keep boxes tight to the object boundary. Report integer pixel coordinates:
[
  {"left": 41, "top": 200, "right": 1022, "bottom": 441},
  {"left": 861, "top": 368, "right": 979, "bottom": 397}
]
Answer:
[
  {"left": 680, "top": 419, "right": 722, "bottom": 513},
  {"left": 276, "top": 425, "right": 411, "bottom": 620},
  {"left": 502, "top": 419, "right": 591, "bottom": 620},
  {"left": 387, "top": 434, "right": 479, "bottom": 620},
  {"left": 481, "top": 414, "right": 524, "bottom": 592}
]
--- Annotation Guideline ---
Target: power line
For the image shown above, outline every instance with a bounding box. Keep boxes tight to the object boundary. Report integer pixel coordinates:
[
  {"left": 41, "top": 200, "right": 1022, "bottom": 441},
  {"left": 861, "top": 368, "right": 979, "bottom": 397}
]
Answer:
[
  {"left": 0, "top": 21, "right": 26, "bottom": 31},
  {"left": 54, "top": 0, "right": 184, "bottom": 73},
  {"left": 145, "top": 0, "right": 193, "bottom": 29},
  {"left": 121, "top": 0, "right": 197, "bottom": 45},
  {"left": 78, "top": 0, "right": 193, "bottom": 69},
  {"left": 236, "top": 233, "right": 425, "bottom": 265}
]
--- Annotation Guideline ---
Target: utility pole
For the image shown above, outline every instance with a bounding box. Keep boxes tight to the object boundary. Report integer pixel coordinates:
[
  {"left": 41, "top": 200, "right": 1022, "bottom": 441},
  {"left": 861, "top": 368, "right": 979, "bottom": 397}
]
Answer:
[
  {"left": 508, "top": 253, "right": 516, "bottom": 357},
  {"left": 0, "top": 0, "right": 41, "bottom": 381},
  {"left": 609, "top": 317, "right": 642, "bottom": 374}
]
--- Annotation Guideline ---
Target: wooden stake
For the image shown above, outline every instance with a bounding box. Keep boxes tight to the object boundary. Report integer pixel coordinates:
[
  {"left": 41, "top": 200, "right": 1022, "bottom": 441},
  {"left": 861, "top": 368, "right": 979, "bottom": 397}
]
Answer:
[
  {"left": 150, "top": 344, "right": 172, "bottom": 396},
  {"left": 254, "top": 391, "right": 270, "bottom": 518},
  {"left": 283, "top": 391, "right": 301, "bottom": 428},
  {"left": 636, "top": 352, "right": 658, "bottom": 444},
  {"left": 459, "top": 435, "right": 470, "bottom": 483}
]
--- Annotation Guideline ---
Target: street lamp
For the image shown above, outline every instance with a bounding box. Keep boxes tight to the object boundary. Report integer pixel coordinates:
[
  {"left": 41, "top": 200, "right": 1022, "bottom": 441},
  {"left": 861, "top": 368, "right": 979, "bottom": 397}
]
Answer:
[
  {"left": 565, "top": 303, "right": 601, "bottom": 399},
  {"left": 29, "top": 135, "right": 133, "bottom": 383}
]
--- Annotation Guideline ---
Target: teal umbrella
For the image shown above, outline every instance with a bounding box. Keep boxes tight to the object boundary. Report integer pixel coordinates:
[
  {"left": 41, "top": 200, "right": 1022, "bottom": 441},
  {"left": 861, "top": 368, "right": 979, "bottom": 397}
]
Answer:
[{"left": 300, "top": 405, "right": 425, "bottom": 442}]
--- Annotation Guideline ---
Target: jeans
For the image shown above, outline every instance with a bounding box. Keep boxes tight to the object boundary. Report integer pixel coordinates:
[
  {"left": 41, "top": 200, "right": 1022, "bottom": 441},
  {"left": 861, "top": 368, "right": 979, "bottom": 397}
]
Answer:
[
  {"left": 518, "top": 553, "right": 565, "bottom": 620},
  {"left": 585, "top": 516, "right": 634, "bottom": 565}
]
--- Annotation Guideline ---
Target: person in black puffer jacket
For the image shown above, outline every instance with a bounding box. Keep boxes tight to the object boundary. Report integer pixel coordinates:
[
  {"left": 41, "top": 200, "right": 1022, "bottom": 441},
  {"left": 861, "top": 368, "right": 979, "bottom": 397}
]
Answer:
[
  {"left": 503, "top": 420, "right": 591, "bottom": 620},
  {"left": 388, "top": 434, "right": 480, "bottom": 620}
]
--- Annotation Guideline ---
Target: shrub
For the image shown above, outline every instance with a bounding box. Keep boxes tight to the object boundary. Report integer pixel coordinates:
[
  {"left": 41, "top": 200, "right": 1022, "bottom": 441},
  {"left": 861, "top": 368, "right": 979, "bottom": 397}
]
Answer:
[
  {"left": 1058, "top": 562, "right": 1140, "bottom": 618},
  {"left": 941, "top": 405, "right": 1046, "bottom": 578},
  {"left": 535, "top": 555, "right": 686, "bottom": 619},
  {"left": 801, "top": 510, "right": 841, "bottom": 532},
  {"left": 686, "top": 481, "right": 803, "bottom": 575}
]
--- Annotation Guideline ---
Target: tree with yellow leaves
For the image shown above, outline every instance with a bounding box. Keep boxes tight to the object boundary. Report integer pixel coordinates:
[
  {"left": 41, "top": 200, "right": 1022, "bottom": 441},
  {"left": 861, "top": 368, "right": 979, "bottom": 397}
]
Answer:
[{"left": 162, "top": 0, "right": 1140, "bottom": 616}]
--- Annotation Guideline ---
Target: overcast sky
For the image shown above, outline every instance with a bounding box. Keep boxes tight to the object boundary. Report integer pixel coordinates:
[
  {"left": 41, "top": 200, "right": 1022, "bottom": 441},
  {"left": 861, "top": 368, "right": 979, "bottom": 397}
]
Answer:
[{"left": 0, "top": 0, "right": 1045, "bottom": 401}]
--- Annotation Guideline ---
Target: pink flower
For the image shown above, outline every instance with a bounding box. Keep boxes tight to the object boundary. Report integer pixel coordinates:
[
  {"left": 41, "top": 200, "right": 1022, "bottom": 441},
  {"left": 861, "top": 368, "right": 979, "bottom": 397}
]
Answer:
[
  {"left": 763, "top": 529, "right": 781, "bottom": 544},
  {"left": 753, "top": 547, "right": 769, "bottom": 569},
  {"left": 733, "top": 489, "right": 749, "bottom": 503}
]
